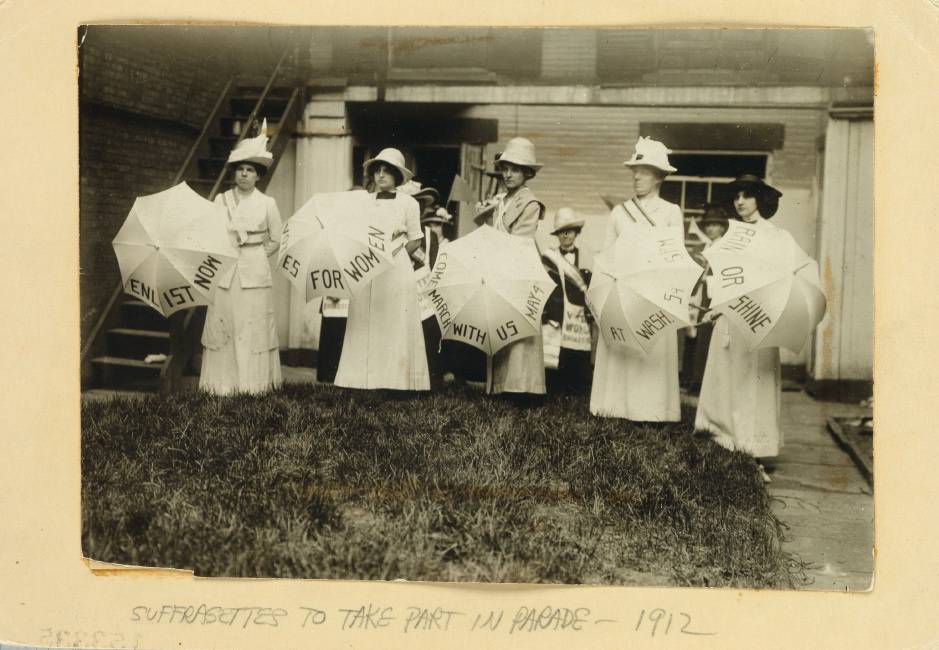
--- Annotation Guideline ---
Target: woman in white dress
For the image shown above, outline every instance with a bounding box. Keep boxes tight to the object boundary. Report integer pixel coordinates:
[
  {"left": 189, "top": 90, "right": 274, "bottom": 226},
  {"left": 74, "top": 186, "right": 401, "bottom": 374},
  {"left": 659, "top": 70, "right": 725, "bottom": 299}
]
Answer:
[
  {"left": 590, "top": 137, "right": 684, "bottom": 421},
  {"left": 200, "top": 130, "right": 283, "bottom": 395},
  {"left": 334, "top": 149, "right": 430, "bottom": 391},
  {"left": 486, "top": 137, "right": 547, "bottom": 396},
  {"left": 694, "top": 175, "right": 822, "bottom": 482}
]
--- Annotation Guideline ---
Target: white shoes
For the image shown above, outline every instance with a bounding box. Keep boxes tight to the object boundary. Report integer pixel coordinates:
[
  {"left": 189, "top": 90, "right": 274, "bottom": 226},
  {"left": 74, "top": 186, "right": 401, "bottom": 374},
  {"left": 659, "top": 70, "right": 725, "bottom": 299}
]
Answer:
[{"left": 758, "top": 464, "right": 772, "bottom": 484}]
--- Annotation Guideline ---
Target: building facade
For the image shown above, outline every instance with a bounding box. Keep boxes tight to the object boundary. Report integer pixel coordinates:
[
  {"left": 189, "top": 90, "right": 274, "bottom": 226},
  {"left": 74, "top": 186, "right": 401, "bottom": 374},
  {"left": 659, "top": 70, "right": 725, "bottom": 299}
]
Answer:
[{"left": 80, "top": 26, "right": 874, "bottom": 394}]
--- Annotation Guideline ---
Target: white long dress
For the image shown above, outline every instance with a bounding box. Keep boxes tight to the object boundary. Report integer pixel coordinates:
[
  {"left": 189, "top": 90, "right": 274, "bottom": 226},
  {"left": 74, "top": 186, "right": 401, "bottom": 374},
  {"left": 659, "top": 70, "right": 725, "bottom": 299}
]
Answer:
[
  {"left": 334, "top": 192, "right": 430, "bottom": 390},
  {"left": 590, "top": 194, "right": 684, "bottom": 421},
  {"left": 200, "top": 188, "right": 283, "bottom": 395},
  {"left": 694, "top": 216, "right": 821, "bottom": 458}
]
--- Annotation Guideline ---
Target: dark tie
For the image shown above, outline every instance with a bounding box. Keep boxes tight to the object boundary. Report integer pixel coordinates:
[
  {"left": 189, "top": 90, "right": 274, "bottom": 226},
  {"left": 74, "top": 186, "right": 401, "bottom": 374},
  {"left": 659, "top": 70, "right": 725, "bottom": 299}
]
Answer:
[{"left": 377, "top": 191, "right": 396, "bottom": 200}]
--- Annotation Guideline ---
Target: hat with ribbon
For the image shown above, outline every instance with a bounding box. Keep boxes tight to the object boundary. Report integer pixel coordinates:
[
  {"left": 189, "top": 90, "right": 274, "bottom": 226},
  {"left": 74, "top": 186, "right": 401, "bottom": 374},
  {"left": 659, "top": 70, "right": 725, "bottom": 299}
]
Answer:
[
  {"left": 227, "top": 118, "right": 274, "bottom": 168},
  {"left": 623, "top": 136, "right": 677, "bottom": 174},
  {"left": 421, "top": 206, "right": 454, "bottom": 226},
  {"left": 550, "top": 207, "right": 585, "bottom": 235},
  {"left": 412, "top": 187, "right": 441, "bottom": 210},
  {"left": 363, "top": 148, "right": 413, "bottom": 185},
  {"left": 496, "top": 137, "right": 543, "bottom": 172}
]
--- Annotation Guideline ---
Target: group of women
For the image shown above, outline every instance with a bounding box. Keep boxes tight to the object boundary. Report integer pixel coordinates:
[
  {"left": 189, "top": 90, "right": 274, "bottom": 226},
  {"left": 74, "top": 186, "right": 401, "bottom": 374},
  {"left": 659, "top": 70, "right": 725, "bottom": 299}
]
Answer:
[{"left": 197, "top": 130, "right": 823, "bottom": 479}]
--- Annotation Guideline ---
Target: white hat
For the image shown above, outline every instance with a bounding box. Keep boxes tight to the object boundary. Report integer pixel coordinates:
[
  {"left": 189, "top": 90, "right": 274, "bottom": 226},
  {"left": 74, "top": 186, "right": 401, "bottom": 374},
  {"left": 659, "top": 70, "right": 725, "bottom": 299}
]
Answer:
[
  {"left": 363, "top": 148, "right": 413, "bottom": 185},
  {"left": 227, "top": 119, "right": 274, "bottom": 168},
  {"left": 551, "top": 207, "right": 584, "bottom": 235},
  {"left": 623, "top": 137, "right": 677, "bottom": 174},
  {"left": 496, "top": 137, "right": 543, "bottom": 172}
]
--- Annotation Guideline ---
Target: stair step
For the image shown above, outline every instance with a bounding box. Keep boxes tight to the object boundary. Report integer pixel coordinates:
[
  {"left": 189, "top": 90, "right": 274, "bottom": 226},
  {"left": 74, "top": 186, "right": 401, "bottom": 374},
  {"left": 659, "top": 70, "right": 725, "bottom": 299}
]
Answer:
[
  {"left": 92, "top": 356, "right": 164, "bottom": 369},
  {"left": 197, "top": 158, "right": 229, "bottom": 179},
  {"left": 108, "top": 328, "right": 170, "bottom": 339},
  {"left": 220, "top": 115, "right": 284, "bottom": 135},
  {"left": 91, "top": 355, "right": 164, "bottom": 391},
  {"left": 120, "top": 300, "right": 170, "bottom": 331},
  {"left": 107, "top": 327, "right": 171, "bottom": 358},
  {"left": 235, "top": 86, "right": 296, "bottom": 99},
  {"left": 209, "top": 136, "right": 239, "bottom": 159}
]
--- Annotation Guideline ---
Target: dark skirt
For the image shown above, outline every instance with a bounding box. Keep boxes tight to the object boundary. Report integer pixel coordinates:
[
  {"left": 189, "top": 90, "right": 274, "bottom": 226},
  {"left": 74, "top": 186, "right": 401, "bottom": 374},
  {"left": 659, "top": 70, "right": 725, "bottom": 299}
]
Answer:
[
  {"left": 546, "top": 347, "right": 593, "bottom": 395},
  {"left": 316, "top": 316, "right": 347, "bottom": 384},
  {"left": 689, "top": 322, "right": 714, "bottom": 393},
  {"left": 422, "top": 317, "right": 444, "bottom": 389}
]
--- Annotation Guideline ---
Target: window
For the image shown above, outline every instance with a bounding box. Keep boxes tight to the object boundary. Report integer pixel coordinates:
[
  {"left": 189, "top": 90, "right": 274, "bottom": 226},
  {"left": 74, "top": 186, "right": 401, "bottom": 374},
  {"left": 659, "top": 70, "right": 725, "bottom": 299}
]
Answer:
[{"left": 659, "top": 151, "right": 771, "bottom": 253}]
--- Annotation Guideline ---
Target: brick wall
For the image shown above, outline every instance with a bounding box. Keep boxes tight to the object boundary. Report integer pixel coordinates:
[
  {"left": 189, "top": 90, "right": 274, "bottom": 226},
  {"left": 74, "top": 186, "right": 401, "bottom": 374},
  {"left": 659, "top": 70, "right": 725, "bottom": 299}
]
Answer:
[{"left": 79, "top": 28, "right": 230, "bottom": 342}]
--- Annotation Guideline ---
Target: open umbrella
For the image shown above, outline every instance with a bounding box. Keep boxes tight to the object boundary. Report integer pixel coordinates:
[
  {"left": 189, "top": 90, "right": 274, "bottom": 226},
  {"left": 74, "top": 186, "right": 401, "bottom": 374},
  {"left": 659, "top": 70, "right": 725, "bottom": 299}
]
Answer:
[
  {"left": 111, "top": 183, "right": 239, "bottom": 316},
  {"left": 419, "top": 224, "right": 555, "bottom": 356},
  {"left": 278, "top": 190, "right": 395, "bottom": 301},
  {"left": 701, "top": 219, "right": 826, "bottom": 353},
  {"left": 586, "top": 223, "right": 703, "bottom": 354}
]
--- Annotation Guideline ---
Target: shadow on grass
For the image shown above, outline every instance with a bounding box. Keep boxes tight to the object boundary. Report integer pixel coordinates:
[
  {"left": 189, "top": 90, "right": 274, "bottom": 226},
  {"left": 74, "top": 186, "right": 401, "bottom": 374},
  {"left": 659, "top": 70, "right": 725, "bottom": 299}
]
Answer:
[{"left": 81, "top": 383, "right": 794, "bottom": 588}]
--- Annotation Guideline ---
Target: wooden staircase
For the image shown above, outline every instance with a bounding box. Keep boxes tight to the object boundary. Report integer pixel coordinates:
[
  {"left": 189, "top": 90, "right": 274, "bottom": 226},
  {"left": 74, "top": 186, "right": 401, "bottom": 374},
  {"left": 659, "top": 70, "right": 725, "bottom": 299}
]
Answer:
[{"left": 83, "top": 51, "right": 304, "bottom": 393}]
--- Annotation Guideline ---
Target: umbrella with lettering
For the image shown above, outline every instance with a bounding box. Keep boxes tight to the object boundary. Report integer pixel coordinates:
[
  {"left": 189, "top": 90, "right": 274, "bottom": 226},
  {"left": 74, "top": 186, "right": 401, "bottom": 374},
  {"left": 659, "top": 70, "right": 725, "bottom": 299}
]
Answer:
[
  {"left": 701, "top": 219, "right": 826, "bottom": 353},
  {"left": 278, "top": 191, "right": 396, "bottom": 301},
  {"left": 585, "top": 223, "right": 703, "bottom": 354},
  {"left": 419, "top": 224, "right": 555, "bottom": 356},
  {"left": 111, "top": 183, "right": 239, "bottom": 316}
]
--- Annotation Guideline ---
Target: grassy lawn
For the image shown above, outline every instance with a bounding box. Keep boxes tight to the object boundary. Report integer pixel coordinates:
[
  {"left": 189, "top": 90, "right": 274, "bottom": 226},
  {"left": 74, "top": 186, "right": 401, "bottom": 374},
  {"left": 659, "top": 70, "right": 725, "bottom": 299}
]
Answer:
[{"left": 81, "top": 383, "right": 795, "bottom": 588}]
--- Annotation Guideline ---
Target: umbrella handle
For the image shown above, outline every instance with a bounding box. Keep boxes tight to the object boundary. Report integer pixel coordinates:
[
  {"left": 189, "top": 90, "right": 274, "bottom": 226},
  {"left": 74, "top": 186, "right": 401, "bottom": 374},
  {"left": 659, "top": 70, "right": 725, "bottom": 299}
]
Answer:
[
  {"left": 486, "top": 354, "right": 493, "bottom": 394},
  {"left": 792, "top": 261, "right": 811, "bottom": 275}
]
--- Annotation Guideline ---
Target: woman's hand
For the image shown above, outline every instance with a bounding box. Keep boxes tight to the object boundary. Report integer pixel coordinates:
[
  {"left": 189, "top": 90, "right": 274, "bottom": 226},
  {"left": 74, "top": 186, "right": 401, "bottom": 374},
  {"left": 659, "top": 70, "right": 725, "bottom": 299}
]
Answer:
[{"left": 475, "top": 198, "right": 497, "bottom": 215}]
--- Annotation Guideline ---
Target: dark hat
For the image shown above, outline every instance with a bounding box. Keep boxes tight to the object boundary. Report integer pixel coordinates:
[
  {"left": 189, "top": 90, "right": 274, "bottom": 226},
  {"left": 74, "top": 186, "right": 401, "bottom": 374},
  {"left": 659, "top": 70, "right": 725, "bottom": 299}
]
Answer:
[
  {"left": 412, "top": 187, "right": 440, "bottom": 210},
  {"left": 699, "top": 201, "right": 729, "bottom": 226},
  {"left": 726, "top": 175, "right": 782, "bottom": 199},
  {"left": 725, "top": 175, "right": 782, "bottom": 218}
]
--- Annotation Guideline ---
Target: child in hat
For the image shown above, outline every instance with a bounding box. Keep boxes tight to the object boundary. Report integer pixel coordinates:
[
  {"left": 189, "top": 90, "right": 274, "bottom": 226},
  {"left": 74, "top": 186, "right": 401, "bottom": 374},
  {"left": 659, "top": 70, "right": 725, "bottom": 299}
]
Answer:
[
  {"left": 542, "top": 207, "right": 593, "bottom": 395},
  {"left": 686, "top": 202, "right": 729, "bottom": 393},
  {"left": 200, "top": 123, "right": 283, "bottom": 395}
]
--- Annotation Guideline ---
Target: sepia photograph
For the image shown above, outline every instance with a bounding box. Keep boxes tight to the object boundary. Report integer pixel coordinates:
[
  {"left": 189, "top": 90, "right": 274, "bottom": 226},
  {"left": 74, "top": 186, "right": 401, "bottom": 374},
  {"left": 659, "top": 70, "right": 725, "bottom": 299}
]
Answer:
[{"left": 78, "top": 25, "right": 874, "bottom": 591}]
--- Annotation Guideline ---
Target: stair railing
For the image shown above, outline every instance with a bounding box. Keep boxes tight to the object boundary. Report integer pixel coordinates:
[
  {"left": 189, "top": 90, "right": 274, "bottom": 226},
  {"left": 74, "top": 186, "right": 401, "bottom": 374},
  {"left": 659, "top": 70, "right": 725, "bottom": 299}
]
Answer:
[
  {"left": 208, "top": 46, "right": 293, "bottom": 201},
  {"left": 81, "top": 43, "right": 299, "bottom": 392},
  {"left": 165, "top": 44, "right": 301, "bottom": 391}
]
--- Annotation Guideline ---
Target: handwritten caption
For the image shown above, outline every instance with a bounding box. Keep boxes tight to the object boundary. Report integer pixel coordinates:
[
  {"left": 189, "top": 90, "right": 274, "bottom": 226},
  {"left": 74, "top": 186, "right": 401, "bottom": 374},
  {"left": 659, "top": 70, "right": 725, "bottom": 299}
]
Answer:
[{"left": 127, "top": 603, "right": 716, "bottom": 637}]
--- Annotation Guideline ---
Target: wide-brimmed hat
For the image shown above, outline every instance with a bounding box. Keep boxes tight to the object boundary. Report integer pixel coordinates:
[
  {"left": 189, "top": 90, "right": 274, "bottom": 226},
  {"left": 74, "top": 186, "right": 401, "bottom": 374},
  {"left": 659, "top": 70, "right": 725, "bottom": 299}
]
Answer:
[
  {"left": 726, "top": 175, "right": 782, "bottom": 199},
  {"left": 363, "top": 148, "right": 413, "bottom": 185},
  {"left": 551, "top": 207, "right": 585, "bottom": 235},
  {"left": 421, "top": 206, "right": 454, "bottom": 226},
  {"left": 227, "top": 119, "right": 274, "bottom": 168},
  {"left": 623, "top": 137, "right": 677, "bottom": 174},
  {"left": 412, "top": 187, "right": 440, "bottom": 210},
  {"left": 496, "top": 137, "right": 543, "bottom": 172},
  {"left": 725, "top": 175, "right": 782, "bottom": 218}
]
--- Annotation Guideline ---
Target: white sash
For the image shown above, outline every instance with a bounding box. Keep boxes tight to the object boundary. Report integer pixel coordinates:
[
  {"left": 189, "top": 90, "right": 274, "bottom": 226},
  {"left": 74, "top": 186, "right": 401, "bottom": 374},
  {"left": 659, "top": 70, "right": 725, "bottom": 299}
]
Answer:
[
  {"left": 559, "top": 272, "right": 591, "bottom": 351},
  {"left": 622, "top": 198, "right": 655, "bottom": 226},
  {"left": 543, "top": 248, "right": 588, "bottom": 294}
]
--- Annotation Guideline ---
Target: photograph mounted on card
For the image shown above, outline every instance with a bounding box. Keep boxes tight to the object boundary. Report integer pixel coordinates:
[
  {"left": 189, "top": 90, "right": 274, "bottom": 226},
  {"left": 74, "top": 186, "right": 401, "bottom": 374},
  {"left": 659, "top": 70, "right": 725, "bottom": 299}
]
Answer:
[{"left": 77, "top": 25, "right": 874, "bottom": 592}]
